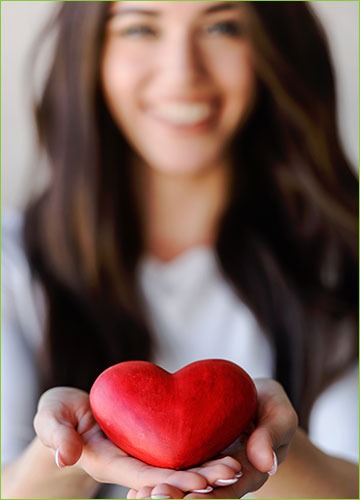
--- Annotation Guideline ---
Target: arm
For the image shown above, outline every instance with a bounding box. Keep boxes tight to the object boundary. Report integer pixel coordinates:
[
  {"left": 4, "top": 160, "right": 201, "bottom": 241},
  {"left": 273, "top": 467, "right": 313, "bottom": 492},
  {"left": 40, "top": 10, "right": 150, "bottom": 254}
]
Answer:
[
  {"left": 255, "top": 427, "right": 358, "bottom": 499},
  {"left": 256, "top": 365, "right": 359, "bottom": 499},
  {"left": 2, "top": 438, "right": 99, "bottom": 499},
  {"left": 1, "top": 284, "right": 100, "bottom": 498},
  {"left": 2, "top": 224, "right": 96, "bottom": 498},
  {"left": 1, "top": 336, "right": 99, "bottom": 498}
]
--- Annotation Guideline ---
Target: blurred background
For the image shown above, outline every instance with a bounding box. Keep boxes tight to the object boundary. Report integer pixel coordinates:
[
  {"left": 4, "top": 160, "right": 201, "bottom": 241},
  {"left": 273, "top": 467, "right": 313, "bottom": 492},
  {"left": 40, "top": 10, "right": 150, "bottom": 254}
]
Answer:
[{"left": 2, "top": 1, "right": 359, "bottom": 209}]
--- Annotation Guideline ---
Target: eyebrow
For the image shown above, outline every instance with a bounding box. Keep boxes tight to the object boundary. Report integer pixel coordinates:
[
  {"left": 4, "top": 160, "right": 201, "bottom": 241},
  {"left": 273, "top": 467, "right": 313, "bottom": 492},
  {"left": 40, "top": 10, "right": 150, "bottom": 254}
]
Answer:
[
  {"left": 109, "top": 2, "right": 242, "bottom": 19},
  {"left": 108, "top": 7, "right": 159, "bottom": 18},
  {"left": 204, "top": 3, "right": 243, "bottom": 15}
]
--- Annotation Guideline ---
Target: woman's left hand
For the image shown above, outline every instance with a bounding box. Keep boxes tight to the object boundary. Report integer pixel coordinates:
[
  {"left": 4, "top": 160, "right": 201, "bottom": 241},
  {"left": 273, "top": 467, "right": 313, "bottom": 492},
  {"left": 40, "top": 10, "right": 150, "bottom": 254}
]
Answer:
[{"left": 127, "top": 379, "right": 298, "bottom": 499}]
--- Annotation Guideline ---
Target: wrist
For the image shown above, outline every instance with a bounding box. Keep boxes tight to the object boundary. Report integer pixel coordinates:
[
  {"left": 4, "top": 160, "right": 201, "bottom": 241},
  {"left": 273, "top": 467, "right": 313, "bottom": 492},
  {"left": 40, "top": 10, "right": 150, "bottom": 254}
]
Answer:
[
  {"left": 2, "top": 437, "right": 99, "bottom": 498},
  {"left": 255, "top": 428, "right": 358, "bottom": 498}
]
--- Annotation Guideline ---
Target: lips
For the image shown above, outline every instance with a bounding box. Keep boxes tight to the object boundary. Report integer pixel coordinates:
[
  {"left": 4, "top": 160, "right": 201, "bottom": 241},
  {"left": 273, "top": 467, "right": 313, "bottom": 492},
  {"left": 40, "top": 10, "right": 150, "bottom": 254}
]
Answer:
[{"left": 148, "top": 102, "right": 216, "bottom": 127}]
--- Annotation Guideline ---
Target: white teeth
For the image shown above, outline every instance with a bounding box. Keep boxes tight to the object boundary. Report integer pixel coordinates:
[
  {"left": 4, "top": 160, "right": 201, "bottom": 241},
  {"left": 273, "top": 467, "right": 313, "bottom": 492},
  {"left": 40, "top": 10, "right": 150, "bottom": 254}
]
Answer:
[{"left": 151, "top": 103, "right": 213, "bottom": 125}]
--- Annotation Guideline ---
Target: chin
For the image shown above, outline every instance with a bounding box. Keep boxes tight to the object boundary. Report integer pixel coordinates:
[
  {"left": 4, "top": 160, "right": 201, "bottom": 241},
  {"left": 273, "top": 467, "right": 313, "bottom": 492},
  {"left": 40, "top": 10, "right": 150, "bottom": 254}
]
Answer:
[
  {"left": 146, "top": 152, "right": 224, "bottom": 177},
  {"left": 152, "top": 162, "right": 217, "bottom": 177}
]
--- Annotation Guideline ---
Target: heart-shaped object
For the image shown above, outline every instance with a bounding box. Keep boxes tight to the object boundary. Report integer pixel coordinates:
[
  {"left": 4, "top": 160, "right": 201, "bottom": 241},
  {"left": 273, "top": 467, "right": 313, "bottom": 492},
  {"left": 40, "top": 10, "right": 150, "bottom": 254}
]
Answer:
[{"left": 90, "top": 359, "right": 257, "bottom": 469}]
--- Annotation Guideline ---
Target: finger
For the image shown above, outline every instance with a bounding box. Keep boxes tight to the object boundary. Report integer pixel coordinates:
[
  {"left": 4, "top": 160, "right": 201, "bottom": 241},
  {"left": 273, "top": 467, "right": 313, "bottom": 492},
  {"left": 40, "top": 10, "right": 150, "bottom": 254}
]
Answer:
[
  {"left": 127, "top": 488, "right": 138, "bottom": 499},
  {"left": 246, "top": 427, "right": 276, "bottom": 474},
  {"left": 163, "top": 470, "right": 208, "bottom": 492},
  {"left": 248, "top": 379, "right": 298, "bottom": 473},
  {"left": 125, "top": 464, "right": 208, "bottom": 492},
  {"left": 150, "top": 483, "right": 186, "bottom": 499},
  {"left": 184, "top": 494, "right": 211, "bottom": 499},
  {"left": 34, "top": 409, "right": 83, "bottom": 466},
  {"left": 136, "top": 486, "right": 154, "bottom": 498},
  {"left": 87, "top": 452, "right": 209, "bottom": 491},
  {"left": 254, "top": 379, "right": 298, "bottom": 447},
  {"left": 185, "top": 486, "right": 234, "bottom": 499},
  {"left": 34, "top": 387, "right": 92, "bottom": 466},
  {"left": 198, "top": 455, "right": 241, "bottom": 471},
  {"left": 191, "top": 463, "right": 239, "bottom": 486}
]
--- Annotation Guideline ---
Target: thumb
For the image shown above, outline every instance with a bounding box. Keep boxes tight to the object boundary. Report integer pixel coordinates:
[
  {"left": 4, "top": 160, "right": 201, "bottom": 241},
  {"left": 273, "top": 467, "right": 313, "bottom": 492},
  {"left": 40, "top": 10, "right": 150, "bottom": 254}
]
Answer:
[
  {"left": 33, "top": 387, "right": 89, "bottom": 467},
  {"left": 246, "top": 426, "right": 277, "bottom": 475},
  {"left": 247, "top": 379, "right": 298, "bottom": 475}
]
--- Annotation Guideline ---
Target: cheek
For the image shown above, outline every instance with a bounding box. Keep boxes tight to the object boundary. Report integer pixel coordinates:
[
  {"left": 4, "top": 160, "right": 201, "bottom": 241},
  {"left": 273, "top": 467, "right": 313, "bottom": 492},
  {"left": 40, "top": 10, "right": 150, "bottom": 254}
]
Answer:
[
  {"left": 100, "top": 47, "right": 142, "bottom": 118},
  {"left": 223, "top": 70, "right": 256, "bottom": 130},
  {"left": 232, "top": 66, "right": 256, "bottom": 114},
  {"left": 209, "top": 48, "right": 256, "bottom": 114},
  {"left": 101, "top": 56, "right": 124, "bottom": 117}
]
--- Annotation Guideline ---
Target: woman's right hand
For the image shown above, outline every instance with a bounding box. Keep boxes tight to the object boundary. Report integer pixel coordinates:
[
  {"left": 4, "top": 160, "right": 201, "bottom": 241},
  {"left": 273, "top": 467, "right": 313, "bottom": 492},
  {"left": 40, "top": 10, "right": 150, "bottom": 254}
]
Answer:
[{"left": 34, "top": 387, "right": 241, "bottom": 493}]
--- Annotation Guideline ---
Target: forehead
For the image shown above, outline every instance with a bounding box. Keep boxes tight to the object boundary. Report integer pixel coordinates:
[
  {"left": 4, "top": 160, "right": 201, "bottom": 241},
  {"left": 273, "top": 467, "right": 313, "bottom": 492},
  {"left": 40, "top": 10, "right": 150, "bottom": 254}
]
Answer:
[{"left": 110, "top": 1, "right": 244, "bottom": 17}]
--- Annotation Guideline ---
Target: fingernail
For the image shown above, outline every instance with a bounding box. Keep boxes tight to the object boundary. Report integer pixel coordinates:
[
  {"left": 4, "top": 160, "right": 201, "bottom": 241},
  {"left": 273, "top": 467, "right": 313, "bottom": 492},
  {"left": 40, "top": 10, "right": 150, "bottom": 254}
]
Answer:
[
  {"left": 215, "top": 478, "right": 239, "bottom": 486},
  {"left": 192, "top": 486, "right": 213, "bottom": 494},
  {"left": 235, "top": 471, "right": 243, "bottom": 478},
  {"left": 55, "top": 447, "right": 66, "bottom": 469},
  {"left": 267, "top": 450, "right": 278, "bottom": 476},
  {"left": 151, "top": 496, "right": 171, "bottom": 499}
]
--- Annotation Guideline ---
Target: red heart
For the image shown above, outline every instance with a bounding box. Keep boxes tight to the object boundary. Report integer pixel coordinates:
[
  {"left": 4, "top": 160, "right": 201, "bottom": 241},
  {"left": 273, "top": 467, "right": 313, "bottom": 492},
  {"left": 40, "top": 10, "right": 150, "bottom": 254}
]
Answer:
[{"left": 90, "top": 359, "right": 257, "bottom": 469}]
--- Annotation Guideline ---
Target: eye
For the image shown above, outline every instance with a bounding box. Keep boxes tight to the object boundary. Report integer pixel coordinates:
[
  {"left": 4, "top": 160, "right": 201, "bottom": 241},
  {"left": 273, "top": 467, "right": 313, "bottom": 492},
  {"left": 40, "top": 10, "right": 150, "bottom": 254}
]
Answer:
[
  {"left": 205, "top": 21, "right": 245, "bottom": 38},
  {"left": 117, "top": 25, "right": 158, "bottom": 39}
]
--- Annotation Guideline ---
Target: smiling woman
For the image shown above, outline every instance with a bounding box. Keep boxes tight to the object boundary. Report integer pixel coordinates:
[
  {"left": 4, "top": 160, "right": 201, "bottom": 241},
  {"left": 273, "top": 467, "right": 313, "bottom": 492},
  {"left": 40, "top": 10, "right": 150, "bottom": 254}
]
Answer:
[
  {"left": 101, "top": 2, "right": 255, "bottom": 176},
  {"left": 2, "top": 1, "right": 358, "bottom": 499}
]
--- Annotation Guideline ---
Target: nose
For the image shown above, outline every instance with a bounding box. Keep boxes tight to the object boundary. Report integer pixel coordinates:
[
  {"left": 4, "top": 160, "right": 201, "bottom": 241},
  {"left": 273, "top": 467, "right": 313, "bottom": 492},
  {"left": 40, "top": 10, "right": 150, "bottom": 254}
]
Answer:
[{"left": 158, "top": 32, "right": 208, "bottom": 92}]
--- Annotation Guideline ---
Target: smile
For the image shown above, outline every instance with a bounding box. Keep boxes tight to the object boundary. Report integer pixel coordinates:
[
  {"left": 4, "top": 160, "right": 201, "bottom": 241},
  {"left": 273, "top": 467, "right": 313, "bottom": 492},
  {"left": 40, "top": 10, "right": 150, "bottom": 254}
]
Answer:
[{"left": 149, "top": 103, "right": 215, "bottom": 127}]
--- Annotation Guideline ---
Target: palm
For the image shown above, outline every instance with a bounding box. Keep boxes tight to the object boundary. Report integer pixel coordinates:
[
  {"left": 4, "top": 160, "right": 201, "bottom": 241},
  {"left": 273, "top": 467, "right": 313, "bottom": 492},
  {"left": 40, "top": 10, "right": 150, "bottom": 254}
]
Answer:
[
  {"left": 184, "top": 438, "right": 267, "bottom": 498},
  {"left": 36, "top": 387, "right": 221, "bottom": 491}
]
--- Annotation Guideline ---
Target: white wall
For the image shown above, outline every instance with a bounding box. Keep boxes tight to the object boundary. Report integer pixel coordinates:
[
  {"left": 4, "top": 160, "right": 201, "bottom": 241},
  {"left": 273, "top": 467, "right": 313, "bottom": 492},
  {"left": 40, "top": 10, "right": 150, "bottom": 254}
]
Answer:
[
  {"left": 312, "top": 1, "right": 359, "bottom": 169},
  {"left": 1, "top": 1, "right": 358, "bottom": 209},
  {"left": 2, "top": 1, "right": 57, "bottom": 208}
]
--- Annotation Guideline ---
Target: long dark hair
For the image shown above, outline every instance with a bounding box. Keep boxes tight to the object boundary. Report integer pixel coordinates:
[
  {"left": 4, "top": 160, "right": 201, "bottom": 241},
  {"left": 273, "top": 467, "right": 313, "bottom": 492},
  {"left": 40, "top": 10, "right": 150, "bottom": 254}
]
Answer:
[{"left": 24, "top": 2, "right": 358, "bottom": 429}]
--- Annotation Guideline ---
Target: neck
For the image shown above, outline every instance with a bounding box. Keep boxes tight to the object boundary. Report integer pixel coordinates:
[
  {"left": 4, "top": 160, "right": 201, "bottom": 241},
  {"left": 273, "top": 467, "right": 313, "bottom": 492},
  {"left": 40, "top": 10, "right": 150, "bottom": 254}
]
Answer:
[{"left": 136, "top": 162, "right": 231, "bottom": 262}]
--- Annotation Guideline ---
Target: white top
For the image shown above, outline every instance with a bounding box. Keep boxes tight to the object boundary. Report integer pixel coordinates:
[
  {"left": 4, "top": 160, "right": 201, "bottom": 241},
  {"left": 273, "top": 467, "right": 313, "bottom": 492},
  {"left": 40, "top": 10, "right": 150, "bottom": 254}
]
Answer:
[{"left": 2, "top": 211, "right": 358, "bottom": 498}]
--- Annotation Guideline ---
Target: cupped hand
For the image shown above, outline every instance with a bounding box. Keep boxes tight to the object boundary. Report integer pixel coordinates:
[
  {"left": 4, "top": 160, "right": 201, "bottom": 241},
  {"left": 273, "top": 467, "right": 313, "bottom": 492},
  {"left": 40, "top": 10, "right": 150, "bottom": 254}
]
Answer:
[
  {"left": 127, "top": 379, "right": 298, "bottom": 499},
  {"left": 127, "top": 443, "right": 266, "bottom": 499},
  {"left": 33, "top": 387, "right": 241, "bottom": 493}
]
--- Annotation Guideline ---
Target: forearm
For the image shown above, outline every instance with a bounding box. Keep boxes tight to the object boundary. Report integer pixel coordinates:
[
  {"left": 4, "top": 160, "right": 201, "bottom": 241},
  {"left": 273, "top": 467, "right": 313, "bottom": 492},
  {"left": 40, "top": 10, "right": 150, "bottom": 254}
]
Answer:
[
  {"left": 2, "top": 437, "right": 100, "bottom": 499},
  {"left": 255, "top": 427, "right": 358, "bottom": 499}
]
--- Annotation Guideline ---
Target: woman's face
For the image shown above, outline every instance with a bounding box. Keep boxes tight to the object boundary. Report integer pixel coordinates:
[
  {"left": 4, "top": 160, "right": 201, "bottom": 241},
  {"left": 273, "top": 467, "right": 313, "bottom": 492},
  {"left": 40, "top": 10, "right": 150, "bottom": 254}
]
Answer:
[{"left": 101, "top": 1, "right": 255, "bottom": 176}]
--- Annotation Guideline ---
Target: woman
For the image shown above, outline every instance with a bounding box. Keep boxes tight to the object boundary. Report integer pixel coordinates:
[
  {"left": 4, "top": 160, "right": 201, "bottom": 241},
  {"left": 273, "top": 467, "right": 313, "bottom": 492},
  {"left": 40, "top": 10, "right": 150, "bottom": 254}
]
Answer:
[{"left": 2, "top": 1, "right": 358, "bottom": 498}]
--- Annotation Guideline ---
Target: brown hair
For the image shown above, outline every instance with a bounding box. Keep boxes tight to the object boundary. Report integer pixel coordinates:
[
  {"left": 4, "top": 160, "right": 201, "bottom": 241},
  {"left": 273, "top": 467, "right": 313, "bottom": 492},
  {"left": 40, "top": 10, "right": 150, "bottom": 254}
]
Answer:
[{"left": 24, "top": 1, "right": 358, "bottom": 429}]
